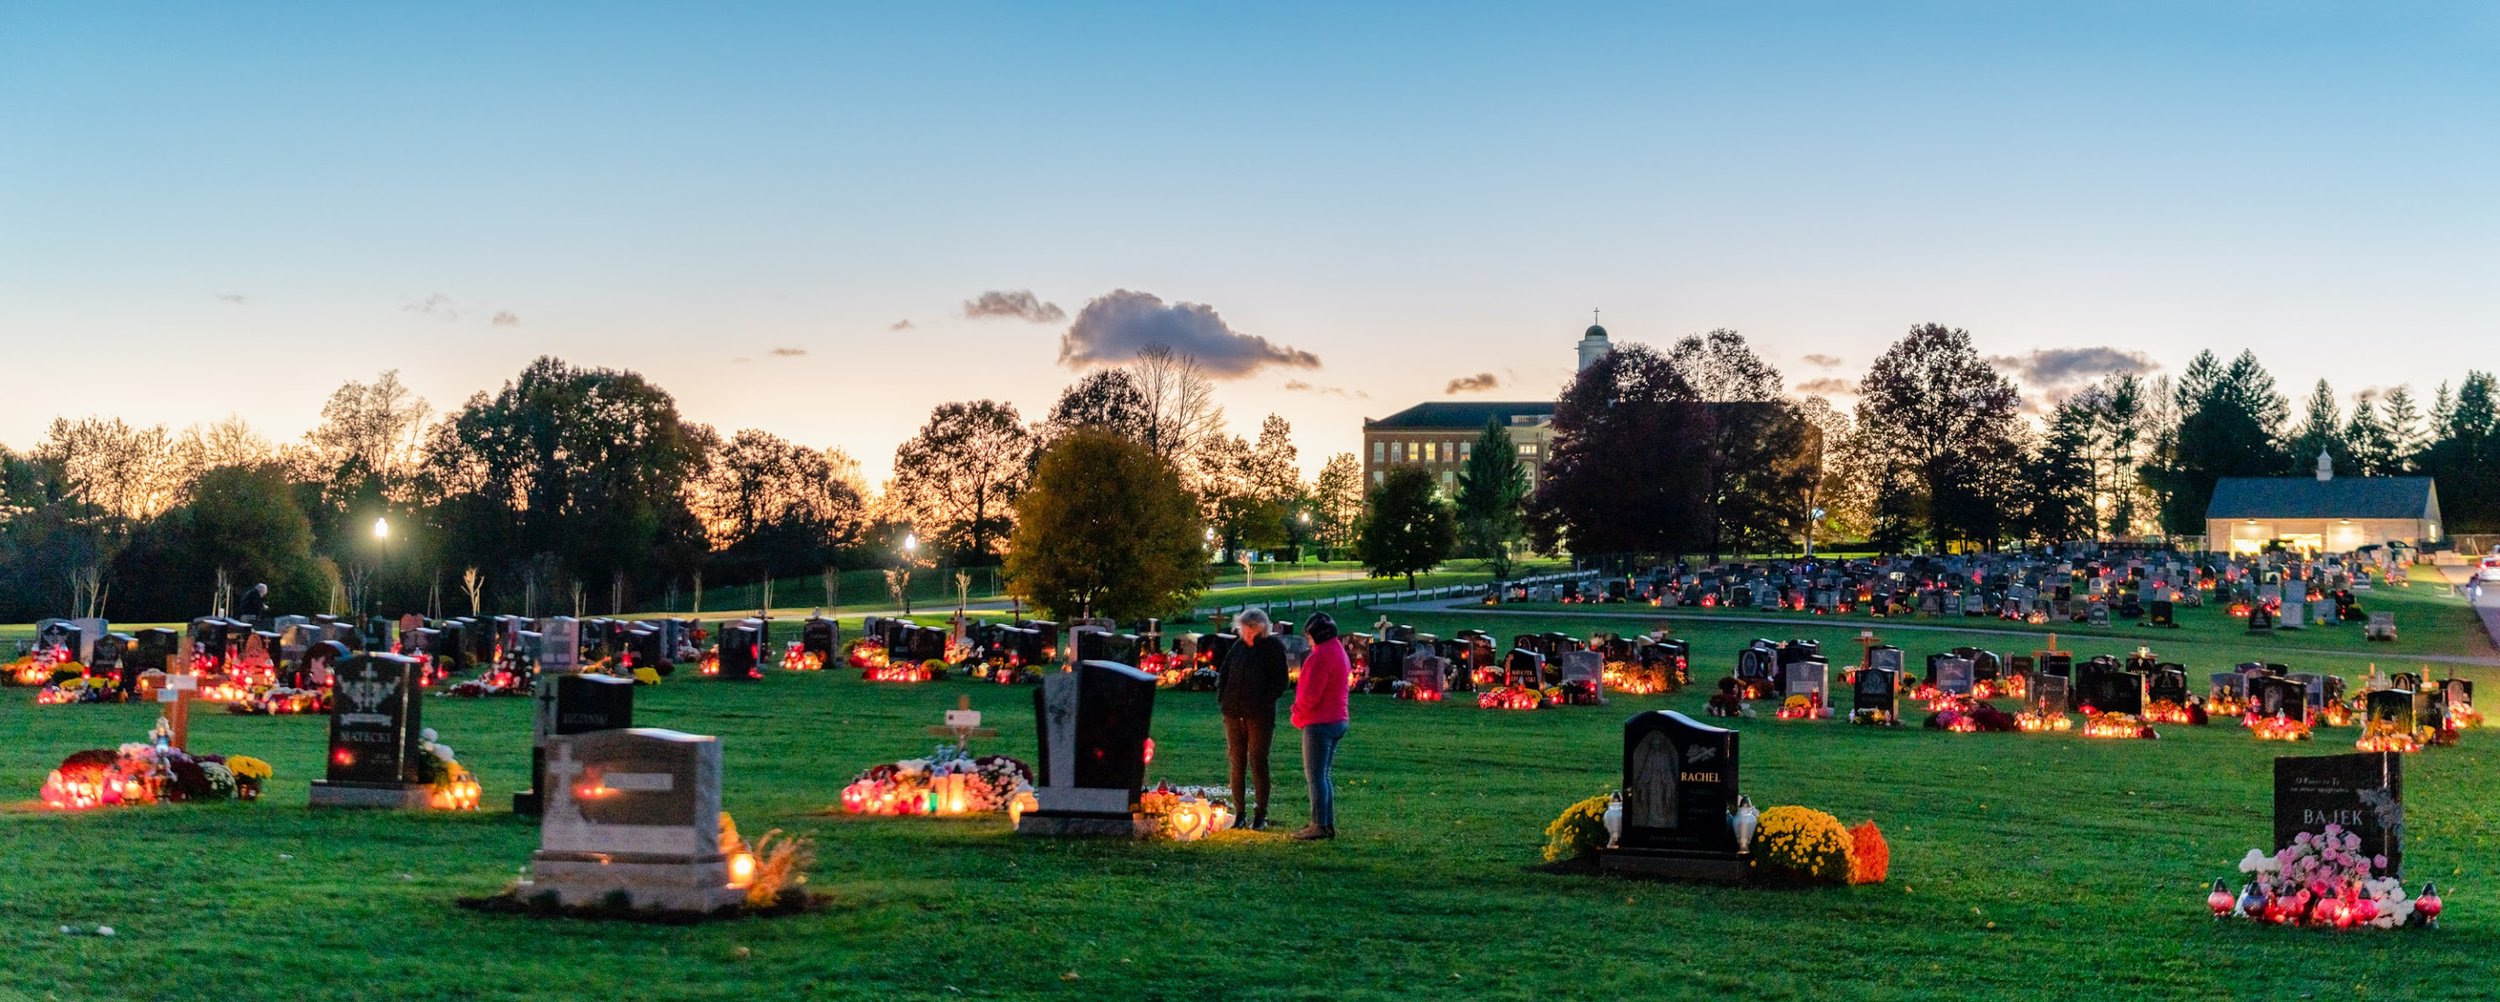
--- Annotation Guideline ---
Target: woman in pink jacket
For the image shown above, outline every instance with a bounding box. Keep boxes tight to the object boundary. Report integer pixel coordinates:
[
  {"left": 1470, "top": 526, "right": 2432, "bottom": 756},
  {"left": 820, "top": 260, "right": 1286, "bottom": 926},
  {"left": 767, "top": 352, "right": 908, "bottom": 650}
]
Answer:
[{"left": 1288, "top": 612, "right": 1351, "bottom": 841}]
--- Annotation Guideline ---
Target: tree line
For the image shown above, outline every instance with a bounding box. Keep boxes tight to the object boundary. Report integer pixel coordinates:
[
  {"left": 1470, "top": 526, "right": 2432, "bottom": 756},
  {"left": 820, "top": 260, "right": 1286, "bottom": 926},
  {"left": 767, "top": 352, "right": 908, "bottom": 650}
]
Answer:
[
  {"left": 0, "top": 350, "right": 1353, "bottom": 624},
  {"left": 4, "top": 326, "right": 2490, "bottom": 623}
]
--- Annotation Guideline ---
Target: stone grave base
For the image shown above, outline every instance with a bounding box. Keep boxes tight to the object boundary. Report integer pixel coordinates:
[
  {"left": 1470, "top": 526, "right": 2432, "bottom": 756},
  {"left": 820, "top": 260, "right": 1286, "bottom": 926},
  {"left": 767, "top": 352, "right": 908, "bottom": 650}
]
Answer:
[
  {"left": 521, "top": 851, "right": 747, "bottom": 913},
  {"left": 1016, "top": 811, "right": 1157, "bottom": 839},
  {"left": 308, "top": 781, "right": 433, "bottom": 809},
  {"left": 1597, "top": 848, "right": 1750, "bottom": 884}
]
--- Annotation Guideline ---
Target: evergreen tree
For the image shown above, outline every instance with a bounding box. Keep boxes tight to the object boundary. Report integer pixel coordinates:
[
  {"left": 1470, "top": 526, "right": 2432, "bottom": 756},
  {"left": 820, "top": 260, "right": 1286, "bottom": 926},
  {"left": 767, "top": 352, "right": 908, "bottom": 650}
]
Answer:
[
  {"left": 1453, "top": 417, "right": 1529, "bottom": 581},
  {"left": 2289, "top": 379, "right": 2347, "bottom": 473},
  {"left": 2149, "top": 350, "right": 2287, "bottom": 534},
  {"left": 1357, "top": 467, "right": 1456, "bottom": 589},
  {"left": 2382, "top": 386, "right": 2425, "bottom": 471},
  {"left": 2418, "top": 372, "right": 2500, "bottom": 532},
  {"left": 2022, "top": 397, "right": 2099, "bottom": 544},
  {"left": 2343, "top": 395, "right": 2395, "bottom": 477}
]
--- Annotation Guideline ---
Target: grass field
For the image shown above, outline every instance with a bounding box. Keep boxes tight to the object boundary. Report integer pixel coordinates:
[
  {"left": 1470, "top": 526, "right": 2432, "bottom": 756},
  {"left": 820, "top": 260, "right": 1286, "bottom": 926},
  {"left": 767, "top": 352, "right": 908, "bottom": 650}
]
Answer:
[{"left": 3, "top": 593, "right": 2496, "bottom": 1000}]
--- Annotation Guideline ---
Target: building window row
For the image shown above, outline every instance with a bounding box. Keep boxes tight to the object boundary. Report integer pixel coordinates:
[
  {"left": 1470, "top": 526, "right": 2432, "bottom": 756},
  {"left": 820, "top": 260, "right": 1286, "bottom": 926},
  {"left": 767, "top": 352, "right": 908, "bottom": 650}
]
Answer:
[{"left": 1370, "top": 438, "right": 1493, "bottom": 464}]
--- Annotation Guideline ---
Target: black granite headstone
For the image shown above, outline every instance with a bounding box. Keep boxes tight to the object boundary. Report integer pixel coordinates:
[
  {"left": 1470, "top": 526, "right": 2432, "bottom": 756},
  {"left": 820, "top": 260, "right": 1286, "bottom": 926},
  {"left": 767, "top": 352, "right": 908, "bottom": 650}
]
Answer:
[
  {"left": 1854, "top": 666, "right": 1899, "bottom": 719},
  {"left": 322, "top": 653, "right": 424, "bottom": 786},
  {"left": 515, "top": 672, "right": 637, "bottom": 815},
  {"left": 1610, "top": 710, "right": 1743, "bottom": 878}
]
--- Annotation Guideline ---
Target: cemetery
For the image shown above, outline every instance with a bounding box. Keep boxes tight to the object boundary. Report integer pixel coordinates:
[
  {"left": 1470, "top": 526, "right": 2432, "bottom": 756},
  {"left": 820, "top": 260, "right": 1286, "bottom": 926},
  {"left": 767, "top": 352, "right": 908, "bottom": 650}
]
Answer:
[{"left": 1, "top": 566, "right": 2491, "bottom": 998}]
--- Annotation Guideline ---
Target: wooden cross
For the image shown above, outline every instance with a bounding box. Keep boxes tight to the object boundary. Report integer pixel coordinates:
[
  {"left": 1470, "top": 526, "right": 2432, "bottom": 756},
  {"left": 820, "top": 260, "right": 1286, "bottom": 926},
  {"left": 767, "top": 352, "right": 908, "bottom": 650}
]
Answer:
[
  {"left": 158, "top": 673, "right": 201, "bottom": 752},
  {"left": 924, "top": 694, "right": 999, "bottom": 753}
]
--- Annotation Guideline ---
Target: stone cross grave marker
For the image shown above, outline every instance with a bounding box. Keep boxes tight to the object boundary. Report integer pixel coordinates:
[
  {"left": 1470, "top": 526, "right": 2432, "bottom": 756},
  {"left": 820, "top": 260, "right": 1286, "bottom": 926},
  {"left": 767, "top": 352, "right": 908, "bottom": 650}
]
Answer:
[{"left": 514, "top": 671, "right": 635, "bottom": 816}]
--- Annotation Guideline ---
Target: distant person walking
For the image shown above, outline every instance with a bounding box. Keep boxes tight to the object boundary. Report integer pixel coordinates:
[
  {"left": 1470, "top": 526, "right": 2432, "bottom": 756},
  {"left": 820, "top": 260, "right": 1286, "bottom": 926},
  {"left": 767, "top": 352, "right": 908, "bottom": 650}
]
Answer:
[
  {"left": 1217, "top": 607, "right": 1289, "bottom": 831},
  {"left": 1289, "top": 612, "right": 1350, "bottom": 841},
  {"left": 237, "top": 583, "right": 269, "bottom": 623}
]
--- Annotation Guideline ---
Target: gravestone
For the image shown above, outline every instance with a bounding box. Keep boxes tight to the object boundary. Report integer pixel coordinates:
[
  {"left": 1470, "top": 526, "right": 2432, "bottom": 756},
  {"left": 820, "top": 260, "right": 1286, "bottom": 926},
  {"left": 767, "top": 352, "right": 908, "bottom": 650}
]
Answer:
[
  {"left": 1855, "top": 665, "right": 1899, "bottom": 720},
  {"left": 1934, "top": 656, "right": 1975, "bottom": 696},
  {"left": 2148, "top": 600, "right": 2176, "bottom": 628},
  {"left": 1557, "top": 650, "right": 1605, "bottom": 704},
  {"left": 2280, "top": 598, "right": 2305, "bottom": 630},
  {"left": 1504, "top": 648, "right": 1546, "bottom": 687},
  {"left": 2252, "top": 677, "right": 2305, "bottom": 719},
  {"left": 131, "top": 627, "right": 180, "bottom": 674},
  {"left": 1786, "top": 659, "right": 1829, "bottom": 708},
  {"left": 2148, "top": 667, "right": 2189, "bottom": 706},
  {"left": 2248, "top": 605, "right": 2275, "bottom": 632},
  {"left": 801, "top": 617, "right": 839, "bottom": 659},
  {"left": 2274, "top": 753, "right": 2404, "bottom": 878},
  {"left": 2087, "top": 602, "right": 2112, "bottom": 628},
  {"left": 514, "top": 672, "right": 637, "bottom": 815},
  {"left": 2032, "top": 674, "right": 2071, "bottom": 714},
  {"left": 518, "top": 728, "right": 744, "bottom": 912},
  {"left": 1402, "top": 655, "right": 1447, "bottom": 700},
  {"left": 2094, "top": 671, "right": 2146, "bottom": 716},
  {"left": 535, "top": 617, "right": 579, "bottom": 674},
  {"left": 309, "top": 653, "right": 430, "bottom": 808},
  {"left": 2210, "top": 672, "right": 2249, "bottom": 705},
  {"left": 2366, "top": 688, "right": 2416, "bottom": 734},
  {"left": 1601, "top": 710, "right": 1745, "bottom": 882},
  {"left": 1866, "top": 645, "right": 1904, "bottom": 676},
  {"left": 1019, "top": 660, "right": 1159, "bottom": 838},
  {"left": 718, "top": 620, "right": 763, "bottom": 679}
]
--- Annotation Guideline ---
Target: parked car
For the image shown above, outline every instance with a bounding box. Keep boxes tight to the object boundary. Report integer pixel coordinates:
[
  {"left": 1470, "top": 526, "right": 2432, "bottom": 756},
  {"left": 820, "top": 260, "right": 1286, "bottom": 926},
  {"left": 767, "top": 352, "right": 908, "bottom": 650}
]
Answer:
[{"left": 2480, "top": 549, "right": 2500, "bottom": 582}]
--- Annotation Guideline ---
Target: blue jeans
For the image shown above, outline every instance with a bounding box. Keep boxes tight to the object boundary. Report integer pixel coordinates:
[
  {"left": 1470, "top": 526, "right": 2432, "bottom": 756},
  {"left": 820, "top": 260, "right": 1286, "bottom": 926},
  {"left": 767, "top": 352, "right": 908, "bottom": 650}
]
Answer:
[{"left": 1301, "top": 720, "right": 1348, "bottom": 827}]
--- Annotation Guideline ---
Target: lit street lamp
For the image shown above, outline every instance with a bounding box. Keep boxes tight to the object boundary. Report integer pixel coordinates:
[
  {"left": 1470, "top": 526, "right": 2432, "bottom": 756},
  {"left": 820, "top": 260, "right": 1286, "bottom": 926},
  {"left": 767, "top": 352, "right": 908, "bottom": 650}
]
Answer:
[{"left": 901, "top": 533, "right": 918, "bottom": 615}]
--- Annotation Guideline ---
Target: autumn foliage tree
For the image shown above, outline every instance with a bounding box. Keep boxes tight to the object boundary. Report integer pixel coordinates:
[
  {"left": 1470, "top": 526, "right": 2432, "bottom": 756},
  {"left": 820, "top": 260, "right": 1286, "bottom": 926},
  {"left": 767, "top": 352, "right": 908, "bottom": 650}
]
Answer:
[
  {"left": 1852, "top": 324, "right": 2024, "bottom": 549},
  {"left": 887, "top": 400, "right": 1034, "bottom": 564},
  {"left": 1528, "top": 343, "right": 1716, "bottom": 562},
  {"left": 1004, "top": 429, "right": 1208, "bottom": 620}
]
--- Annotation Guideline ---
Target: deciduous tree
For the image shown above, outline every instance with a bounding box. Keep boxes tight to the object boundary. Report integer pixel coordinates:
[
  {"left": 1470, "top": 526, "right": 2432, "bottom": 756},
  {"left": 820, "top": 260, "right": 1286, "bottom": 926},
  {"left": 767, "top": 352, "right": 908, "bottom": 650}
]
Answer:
[
  {"left": 1005, "top": 430, "right": 1207, "bottom": 620},
  {"left": 887, "top": 399, "right": 1033, "bottom": 564}
]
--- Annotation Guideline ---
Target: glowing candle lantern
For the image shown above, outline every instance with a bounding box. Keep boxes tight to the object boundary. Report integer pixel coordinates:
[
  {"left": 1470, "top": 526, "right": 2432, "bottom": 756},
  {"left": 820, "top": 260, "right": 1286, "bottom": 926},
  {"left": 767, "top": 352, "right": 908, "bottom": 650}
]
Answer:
[{"left": 728, "top": 851, "right": 757, "bottom": 888}]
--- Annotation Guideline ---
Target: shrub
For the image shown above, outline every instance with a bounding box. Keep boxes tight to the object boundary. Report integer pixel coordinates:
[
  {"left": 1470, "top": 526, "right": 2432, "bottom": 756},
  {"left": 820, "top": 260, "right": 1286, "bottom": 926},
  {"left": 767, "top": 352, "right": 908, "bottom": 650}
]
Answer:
[
  {"left": 1848, "top": 820, "right": 1889, "bottom": 885},
  {"left": 1753, "top": 806, "right": 1853, "bottom": 884},
  {"left": 1542, "top": 794, "right": 1612, "bottom": 863}
]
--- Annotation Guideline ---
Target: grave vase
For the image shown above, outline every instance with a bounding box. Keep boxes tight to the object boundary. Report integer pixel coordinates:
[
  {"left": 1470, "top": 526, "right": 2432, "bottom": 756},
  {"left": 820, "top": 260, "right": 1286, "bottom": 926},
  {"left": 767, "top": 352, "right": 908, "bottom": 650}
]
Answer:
[{"left": 1730, "top": 796, "right": 1760, "bottom": 853}]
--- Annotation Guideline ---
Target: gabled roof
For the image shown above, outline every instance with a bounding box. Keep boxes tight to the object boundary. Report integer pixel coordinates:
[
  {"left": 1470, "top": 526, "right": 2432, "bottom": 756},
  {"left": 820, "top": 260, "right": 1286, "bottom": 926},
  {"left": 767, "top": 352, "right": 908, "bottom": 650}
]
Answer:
[
  {"left": 2205, "top": 477, "right": 2438, "bottom": 520},
  {"left": 1364, "top": 401, "right": 1555, "bottom": 430}
]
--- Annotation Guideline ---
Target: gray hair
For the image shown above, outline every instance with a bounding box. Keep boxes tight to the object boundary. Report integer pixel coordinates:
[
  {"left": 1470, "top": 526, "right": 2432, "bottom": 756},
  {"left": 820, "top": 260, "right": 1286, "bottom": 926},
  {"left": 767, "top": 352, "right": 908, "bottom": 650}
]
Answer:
[{"left": 1231, "top": 608, "right": 1271, "bottom": 632}]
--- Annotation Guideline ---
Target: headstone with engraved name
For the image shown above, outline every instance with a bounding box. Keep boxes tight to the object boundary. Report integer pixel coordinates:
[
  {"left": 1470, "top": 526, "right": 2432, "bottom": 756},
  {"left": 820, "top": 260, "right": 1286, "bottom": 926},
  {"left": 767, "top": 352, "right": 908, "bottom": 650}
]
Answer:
[
  {"left": 514, "top": 672, "right": 636, "bottom": 816},
  {"left": 1600, "top": 710, "right": 1745, "bottom": 882},
  {"left": 309, "top": 653, "right": 431, "bottom": 808},
  {"left": 2275, "top": 752, "right": 2403, "bottom": 877},
  {"left": 518, "top": 727, "right": 744, "bottom": 912}
]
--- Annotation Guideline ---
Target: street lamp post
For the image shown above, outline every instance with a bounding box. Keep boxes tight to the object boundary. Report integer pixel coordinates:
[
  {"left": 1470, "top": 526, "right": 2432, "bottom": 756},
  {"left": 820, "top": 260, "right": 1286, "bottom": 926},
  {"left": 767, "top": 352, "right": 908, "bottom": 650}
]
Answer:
[{"left": 901, "top": 534, "right": 918, "bottom": 615}]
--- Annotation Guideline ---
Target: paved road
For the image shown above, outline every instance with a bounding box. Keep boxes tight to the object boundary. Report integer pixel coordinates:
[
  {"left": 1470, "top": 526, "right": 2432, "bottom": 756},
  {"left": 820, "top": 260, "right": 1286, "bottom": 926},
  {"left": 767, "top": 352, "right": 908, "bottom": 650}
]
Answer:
[{"left": 1371, "top": 594, "right": 2500, "bottom": 667}]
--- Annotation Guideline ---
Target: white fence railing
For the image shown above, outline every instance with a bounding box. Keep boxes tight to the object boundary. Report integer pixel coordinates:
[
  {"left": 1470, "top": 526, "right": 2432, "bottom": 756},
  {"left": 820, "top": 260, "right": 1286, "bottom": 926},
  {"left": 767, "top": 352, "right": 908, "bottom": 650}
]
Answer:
[{"left": 1190, "top": 570, "right": 1594, "bottom": 621}]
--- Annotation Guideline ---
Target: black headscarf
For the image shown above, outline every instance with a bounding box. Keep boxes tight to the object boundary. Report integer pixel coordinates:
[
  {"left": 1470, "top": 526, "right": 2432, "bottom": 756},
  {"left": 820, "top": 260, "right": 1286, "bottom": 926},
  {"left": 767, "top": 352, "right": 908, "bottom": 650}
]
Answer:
[{"left": 1303, "top": 612, "right": 1338, "bottom": 644}]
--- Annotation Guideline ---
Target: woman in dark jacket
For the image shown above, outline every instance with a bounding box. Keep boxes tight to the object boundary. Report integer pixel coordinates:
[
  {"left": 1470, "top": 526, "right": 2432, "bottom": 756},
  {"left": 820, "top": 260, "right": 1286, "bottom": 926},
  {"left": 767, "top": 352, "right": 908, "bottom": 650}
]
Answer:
[{"left": 1216, "top": 607, "right": 1289, "bottom": 830}]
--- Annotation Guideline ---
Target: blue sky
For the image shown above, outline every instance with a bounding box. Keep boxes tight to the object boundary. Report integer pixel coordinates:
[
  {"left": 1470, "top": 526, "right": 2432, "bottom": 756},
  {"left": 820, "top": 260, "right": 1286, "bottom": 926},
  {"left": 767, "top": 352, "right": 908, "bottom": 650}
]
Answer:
[{"left": 3, "top": 2, "right": 2494, "bottom": 483}]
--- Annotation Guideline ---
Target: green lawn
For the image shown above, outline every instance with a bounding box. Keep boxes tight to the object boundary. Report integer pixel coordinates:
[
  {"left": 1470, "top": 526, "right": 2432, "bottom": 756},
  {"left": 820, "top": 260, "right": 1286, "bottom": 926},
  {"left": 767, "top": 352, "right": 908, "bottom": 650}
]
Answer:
[{"left": 2, "top": 603, "right": 2495, "bottom": 1000}]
